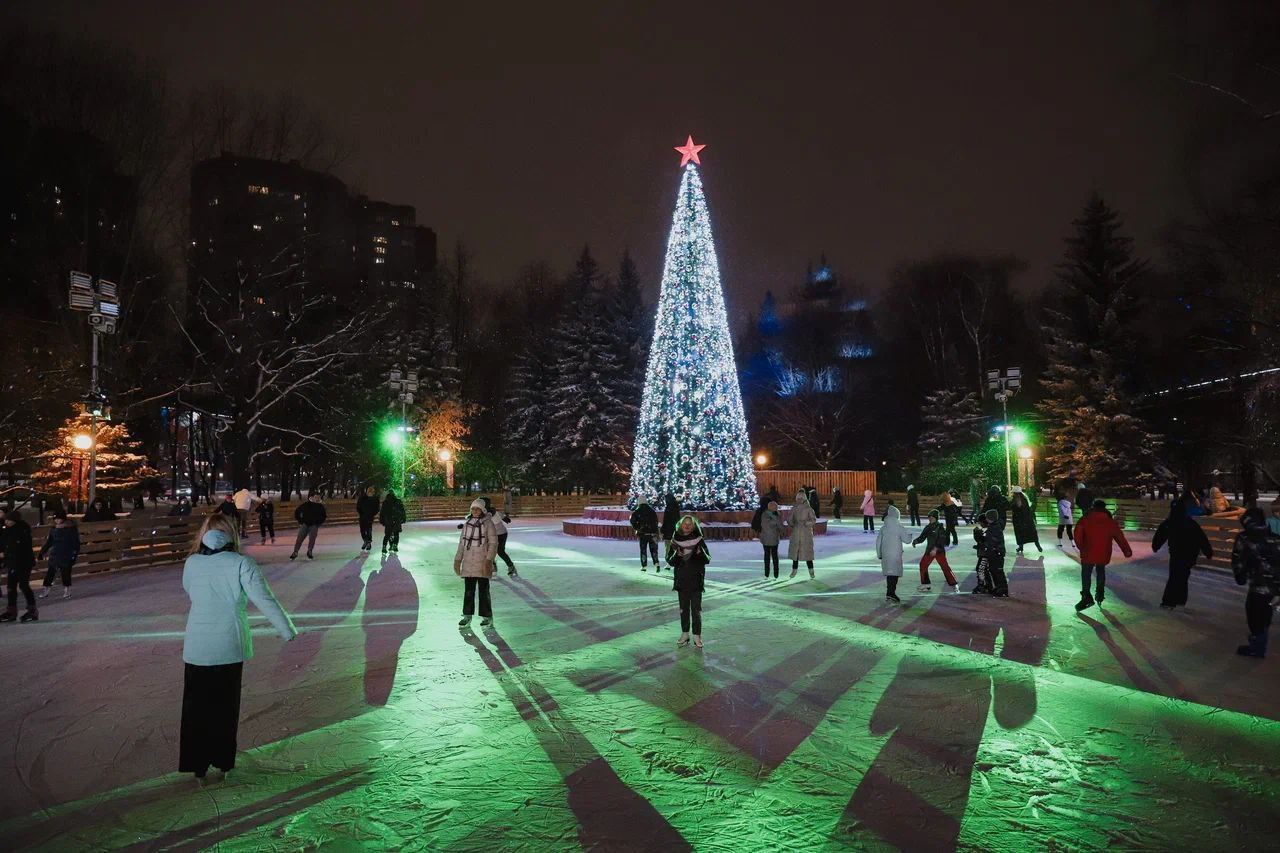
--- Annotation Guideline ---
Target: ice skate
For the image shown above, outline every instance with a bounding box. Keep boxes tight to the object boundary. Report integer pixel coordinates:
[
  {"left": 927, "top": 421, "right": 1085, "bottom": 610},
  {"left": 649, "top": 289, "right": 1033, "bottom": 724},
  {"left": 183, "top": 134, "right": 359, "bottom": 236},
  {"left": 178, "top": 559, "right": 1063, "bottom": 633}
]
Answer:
[
  {"left": 808, "top": 566, "right": 815, "bottom": 579},
  {"left": 38, "top": 588, "right": 50, "bottom": 599},
  {"left": 886, "top": 593, "right": 901, "bottom": 604},
  {"left": 0, "top": 608, "right": 16, "bottom": 622},
  {"left": 63, "top": 589, "right": 71, "bottom": 599},
  {"left": 19, "top": 609, "right": 38, "bottom": 623},
  {"left": 1074, "top": 594, "right": 1095, "bottom": 612},
  {"left": 916, "top": 584, "right": 931, "bottom": 593},
  {"left": 789, "top": 567, "right": 797, "bottom": 578},
  {"left": 676, "top": 632, "right": 690, "bottom": 647},
  {"left": 693, "top": 635, "right": 703, "bottom": 648},
  {"left": 479, "top": 617, "right": 493, "bottom": 627},
  {"left": 458, "top": 615, "right": 472, "bottom": 627}
]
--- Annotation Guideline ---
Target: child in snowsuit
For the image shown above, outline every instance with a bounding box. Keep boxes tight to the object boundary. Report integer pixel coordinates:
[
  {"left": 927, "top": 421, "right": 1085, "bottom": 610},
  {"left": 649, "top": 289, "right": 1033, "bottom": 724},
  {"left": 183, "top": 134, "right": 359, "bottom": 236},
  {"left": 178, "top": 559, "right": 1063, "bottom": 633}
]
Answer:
[
  {"left": 911, "top": 510, "right": 957, "bottom": 592},
  {"left": 971, "top": 513, "right": 991, "bottom": 594},
  {"left": 38, "top": 512, "right": 80, "bottom": 599},
  {"left": 1231, "top": 508, "right": 1279, "bottom": 658},
  {"left": 667, "top": 516, "right": 710, "bottom": 648}
]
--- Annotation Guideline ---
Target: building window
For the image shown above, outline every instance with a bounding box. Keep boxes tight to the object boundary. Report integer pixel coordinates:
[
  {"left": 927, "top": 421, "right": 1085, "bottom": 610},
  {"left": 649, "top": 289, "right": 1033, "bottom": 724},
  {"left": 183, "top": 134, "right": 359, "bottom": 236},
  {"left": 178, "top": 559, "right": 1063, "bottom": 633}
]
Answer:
[
  {"left": 252, "top": 224, "right": 263, "bottom": 231},
  {"left": 248, "top": 184, "right": 270, "bottom": 195},
  {"left": 254, "top": 296, "right": 265, "bottom": 305},
  {"left": 293, "top": 193, "right": 302, "bottom": 201},
  {"left": 391, "top": 219, "right": 400, "bottom": 226},
  {"left": 375, "top": 246, "right": 386, "bottom": 254},
  {"left": 374, "top": 236, "right": 388, "bottom": 244},
  {"left": 375, "top": 257, "right": 385, "bottom": 264},
  {"left": 208, "top": 197, "right": 219, "bottom": 206}
]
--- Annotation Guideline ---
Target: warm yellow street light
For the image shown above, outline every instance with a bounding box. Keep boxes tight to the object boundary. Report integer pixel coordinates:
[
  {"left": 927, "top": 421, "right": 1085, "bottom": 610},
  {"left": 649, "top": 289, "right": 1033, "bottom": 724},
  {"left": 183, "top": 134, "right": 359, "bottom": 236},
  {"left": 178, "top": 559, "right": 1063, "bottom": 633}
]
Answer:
[
  {"left": 438, "top": 448, "right": 455, "bottom": 489},
  {"left": 72, "top": 433, "right": 94, "bottom": 451},
  {"left": 1017, "top": 446, "right": 1033, "bottom": 460},
  {"left": 438, "top": 448, "right": 453, "bottom": 462},
  {"left": 754, "top": 452, "right": 768, "bottom": 467}
]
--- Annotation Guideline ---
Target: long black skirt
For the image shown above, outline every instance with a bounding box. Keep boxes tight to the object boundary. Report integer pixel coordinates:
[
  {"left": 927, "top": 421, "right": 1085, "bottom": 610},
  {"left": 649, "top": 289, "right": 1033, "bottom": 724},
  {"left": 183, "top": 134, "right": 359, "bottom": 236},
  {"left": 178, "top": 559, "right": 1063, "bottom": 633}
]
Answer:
[{"left": 179, "top": 661, "right": 244, "bottom": 776}]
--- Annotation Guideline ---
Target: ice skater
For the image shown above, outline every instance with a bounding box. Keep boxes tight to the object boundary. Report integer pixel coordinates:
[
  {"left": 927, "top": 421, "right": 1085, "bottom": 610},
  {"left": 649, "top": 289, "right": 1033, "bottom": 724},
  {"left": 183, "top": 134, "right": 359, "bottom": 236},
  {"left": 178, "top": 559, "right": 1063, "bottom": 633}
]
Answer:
[
  {"left": 38, "top": 511, "right": 80, "bottom": 600},
  {"left": 356, "top": 485, "right": 380, "bottom": 551},
  {"left": 179, "top": 512, "right": 296, "bottom": 782},
  {"left": 454, "top": 499, "right": 498, "bottom": 627},
  {"left": 489, "top": 504, "right": 517, "bottom": 577},
  {"left": 758, "top": 500, "right": 783, "bottom": 578},
  {"left": 906, "top": 484, "right": 921, "bottom": 526},
  {"left": 788, "top": 489, "right": 817, "bottom": 578},
  {"left": 978, "top": 509, "right": 1009, "bottom": 597},
  {"left": 290, "top": 495, "right": 327, "bottom": 559},
  {"left": 912, "top": 509, "right": 958, "bottom": 593},
  {"left": 630, "top": 498, "right": 660, "bottom": 571},
  {"left": 1151, "top": 498, "right": 1212, "bottom": 609},
  {"left": 877, "top": 505, "right": 913, "bottom": 603},
  {"left": 830, "top": 486, "right": 843, "bottom": 521},
  {"left": 379, "top": 490, "right": 406, "bottom": 555},
  {"left": 667, "top": 515, "right": 709, "bottom": 648},
  {"left": 1231, "top": 507, "right": 1279, "bottom": 658},
  {"left": 941, "top": 491, "right": 960, "bottom": 545},
  {"left": 1010, "top": 489, "right": 1042, "bottom": 554},
  {"left": 0, "top": 508, "right": 38, "bottom": 622},
  {"left": 255, "top": 497, "right": 275, "bottom": 544},
  {"left": 861, "top": 489, "right": 876, "bottom": 531},
  {"left": 1073, "top": 499, "right": 1132, "bottom": 611}
]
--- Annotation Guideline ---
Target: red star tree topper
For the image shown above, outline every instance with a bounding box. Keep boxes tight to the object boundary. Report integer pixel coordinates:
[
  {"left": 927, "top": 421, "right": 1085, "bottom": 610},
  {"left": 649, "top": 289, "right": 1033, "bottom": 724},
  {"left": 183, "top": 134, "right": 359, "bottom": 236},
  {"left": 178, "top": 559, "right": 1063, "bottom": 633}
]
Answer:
[{"left": 674, "top": 134, "right": 706, "bottom": 167}]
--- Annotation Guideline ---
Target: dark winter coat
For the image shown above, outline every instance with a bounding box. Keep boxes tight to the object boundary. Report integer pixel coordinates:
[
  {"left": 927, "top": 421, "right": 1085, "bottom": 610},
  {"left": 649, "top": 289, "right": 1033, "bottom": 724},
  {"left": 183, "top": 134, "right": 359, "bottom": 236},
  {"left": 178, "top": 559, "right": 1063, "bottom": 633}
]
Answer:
[
  {"left": 1231, "top": 515, "right": 1280, "bottom": 597},
  {"left": 294, "top": 501, "right": 327, "bottom": 527},
  {"left": 1075, "top": 508, "right": 1132, "bottom": 565},
  {"left": 979, "top": 520, "right": 1007, "bottom": 560},
  {"left": 981, "top": 489, "right": 1009, "bottom": 527},
  {"left": 942, "top": 502, "right": 959, "bottom": 526},
  {"left": 356, "top": 492, "right": 380, "bottom": 522},
  {"left": 807, "top": 489, "right": 820, "bottom": 518},
  {"left": 256, "top": 501, "right": 275, "bottom": 524},
  {"left": 630, "top": 503, "right": 659, "bottom": 536},
  {"left": 758, "top": 510, "right": 784, "bottom": 547},
  {"left": 912, "top": 520, "right": 948, "bottom": 553},
  {"left": 39, "top": 522, "right": 81, "bottom": 566},
  {"left": 1075, "top": 487, "right": 1095, "bottom": 516},
  {"left": 661, "top": 495, "right": 680, "bottom": 538},
  {"left": 82, "top": 504, "right": 117, "bottom": 523},
  {"left": 830, "top": 489, "right": 843, "bottom": 511},
  {"left": 1010, "top": 496, "right": 1038, "bottom": 545},
  {"left": 217, "top": 499, "right": 238, "bottom": 518},
  {"left": 1053, "top": 478, "right": 1078, "bottom": 503},
  {"left": 666, "top": 528, "right": 709, "bottom": 592},
  {"left": 2, "top": 519, "right": 35, "bottom": 570},
  {"left": 379, "top": 495, "right": 406, "bottom": 528},
  {"left": 1151, "top": 500, "right": 1212, "bottom": 566},
  {"left": 906, "top": 488, "right": 919, "bottom": 511}
]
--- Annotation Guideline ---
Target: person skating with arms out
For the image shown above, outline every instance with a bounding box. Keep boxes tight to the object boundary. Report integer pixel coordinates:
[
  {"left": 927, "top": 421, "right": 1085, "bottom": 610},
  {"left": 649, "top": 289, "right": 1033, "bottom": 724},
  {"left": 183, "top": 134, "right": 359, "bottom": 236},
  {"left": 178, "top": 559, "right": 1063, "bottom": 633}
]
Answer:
[
  {"left": 911, "top": 509, "right": 958, "bottom": 593},
  {"left": 667, "top": 515, "right": 710, "bottom": 648}
]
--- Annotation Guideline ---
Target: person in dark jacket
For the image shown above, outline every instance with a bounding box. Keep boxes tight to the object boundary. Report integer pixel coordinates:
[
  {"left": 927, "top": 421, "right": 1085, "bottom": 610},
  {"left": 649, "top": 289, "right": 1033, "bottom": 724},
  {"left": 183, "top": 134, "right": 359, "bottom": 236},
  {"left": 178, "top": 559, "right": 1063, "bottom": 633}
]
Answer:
[
  {"left": 217, "top": 494, "right": 237, "bottom": 521},
  {"left": 356, "top": 486, "right": 380, "bottom": 552},
  {"left": 38, "top": 512, "right": 80, "bottom": 599},
  {"left": 979, "top": 509, "right": 1009, "bottom": 597},
  {"left": 169, "top": 496, "right": 193, "bottom": 517},
  {"left": 661, "top": 493, "right": 681, "bottom": 547},
  {"left": 757, "top": 500, "right": 784, "bottom": 578},
  {"left": 290, "top": 495, "right": 327, "bottom": 559},
  {"left": 1151, "top": 498, "right": 1213, "bottom": 609},
  {"left": 830, "top": 486, "right": 843, "bottom": 521},
  {"left": 982, "top": 485, "right": 1009, "bottom": 527},
  {"left": 971, "top": 512, "right": 992, "bottom": 594},
  {"left": 0, "top": 508, "right": 38, "bottom": 622},
  {"left": 379, "top": 491, "right": 406, "bottom": 555},
  {"left": 630, "top": 499, "right": 660, "bottom": 570},
  {"left": 807, "top": 487, "right": 820, "bottom": 519},
  {"left": 1231, "top": 508, "right": 1279, "bottom": 657},
  {"left": 82, "top": 497, "right": 117, "bottom": 523},
  {"left": 255, "top": 498, "right": 275, "bottom": 544},
  {"left": 1228, "top": 507, "right": 1280, "bottom": 653},
  {"left": 905, "top": 485, "right": 921, "bottom": 526},
  {"left": 911, "top": 510, "right": 958, "bottom": 592},
  {"left": 1073, "top": 499, "right": 1132, "bottom": 611},
  {"left": 1074, "top": 483, "right": 1094, "bottom": 521},
  {"left": 667, "top": 516, "right": 710, "bottom": 648},
  {"left": 1010, "top": 490, "right": 1042, "bottom": 554},
  {"left": 941, "top": 491, "right": 960, "bottom": 544}
]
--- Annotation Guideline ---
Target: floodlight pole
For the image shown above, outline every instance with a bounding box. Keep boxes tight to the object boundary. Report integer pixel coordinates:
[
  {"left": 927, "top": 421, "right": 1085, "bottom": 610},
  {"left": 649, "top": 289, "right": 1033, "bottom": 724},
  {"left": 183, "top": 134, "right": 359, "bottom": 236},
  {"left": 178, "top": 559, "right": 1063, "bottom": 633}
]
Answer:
[
  {"left": 87, "top": 330, "right": 100, "bottom": 505},
  {"left": 987, "top": 367, "right": 1022, "bottom": 495}
]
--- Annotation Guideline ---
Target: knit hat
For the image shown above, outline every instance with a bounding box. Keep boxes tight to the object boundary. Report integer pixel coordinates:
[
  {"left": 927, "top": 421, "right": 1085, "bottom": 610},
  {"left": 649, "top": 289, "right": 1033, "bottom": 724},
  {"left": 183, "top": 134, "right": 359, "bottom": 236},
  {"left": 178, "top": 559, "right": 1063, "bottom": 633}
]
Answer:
[
  {"left": 985, "top": 509, "right": 999, "bottom": 522},
  {"left": 469, "top": 498, "right": 486, "bottom": 512}
]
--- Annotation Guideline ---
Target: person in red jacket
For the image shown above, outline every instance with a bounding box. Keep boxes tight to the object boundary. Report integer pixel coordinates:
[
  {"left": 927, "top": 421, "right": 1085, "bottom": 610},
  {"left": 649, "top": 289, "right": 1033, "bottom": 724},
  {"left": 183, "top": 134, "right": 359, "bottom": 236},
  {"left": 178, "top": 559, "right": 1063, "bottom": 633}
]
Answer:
[{"left": 1073, "top": 499, "right": 1133, "bottom": 611}]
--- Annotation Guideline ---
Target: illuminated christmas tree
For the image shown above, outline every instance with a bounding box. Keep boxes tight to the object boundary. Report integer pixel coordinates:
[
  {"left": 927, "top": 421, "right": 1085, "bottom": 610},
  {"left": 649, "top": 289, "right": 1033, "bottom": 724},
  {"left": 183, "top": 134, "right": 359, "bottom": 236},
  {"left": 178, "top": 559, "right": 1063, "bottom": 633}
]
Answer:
[{"left": 628, "top": 137, "right": 758, "bottom": 510}]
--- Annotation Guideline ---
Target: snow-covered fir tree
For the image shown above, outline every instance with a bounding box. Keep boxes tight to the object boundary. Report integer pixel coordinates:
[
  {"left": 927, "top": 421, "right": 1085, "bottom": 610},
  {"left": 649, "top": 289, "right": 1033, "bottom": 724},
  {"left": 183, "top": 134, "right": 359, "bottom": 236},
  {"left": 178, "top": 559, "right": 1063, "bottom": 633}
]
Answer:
[
  {"left": 1037, "top": 195, "right": 1164, "bottom": 495},
  {"left": 916, "top": 387, "right": 991, "bottom": 490},
  {"left": 502, "top": 343, "right": 558, "bottom": 486}
]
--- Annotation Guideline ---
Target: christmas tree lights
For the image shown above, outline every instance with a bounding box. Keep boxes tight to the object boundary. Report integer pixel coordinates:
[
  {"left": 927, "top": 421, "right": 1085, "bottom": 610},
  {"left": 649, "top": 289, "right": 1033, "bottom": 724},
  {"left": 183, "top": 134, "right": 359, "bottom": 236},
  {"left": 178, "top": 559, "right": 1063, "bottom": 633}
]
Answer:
[{"left": 628, "top": 143, "right": 758, "bottom": 510}]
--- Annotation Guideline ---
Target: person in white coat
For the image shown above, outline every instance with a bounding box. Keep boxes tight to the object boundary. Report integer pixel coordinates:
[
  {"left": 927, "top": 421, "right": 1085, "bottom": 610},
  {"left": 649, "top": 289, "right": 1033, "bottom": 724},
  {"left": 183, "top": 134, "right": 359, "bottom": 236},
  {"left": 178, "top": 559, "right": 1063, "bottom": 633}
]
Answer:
[
  {"left": 788, "top": 490, "right": 817, "bottom": 579},
  {"left": 180, "top": 512, "right": 295, "bottom": 782},
  {"left": 876, "top": 504, "right": 913, "bottom": 603},
  {"left": 454, "top": 499, "right": 498, "bottom": 627}
]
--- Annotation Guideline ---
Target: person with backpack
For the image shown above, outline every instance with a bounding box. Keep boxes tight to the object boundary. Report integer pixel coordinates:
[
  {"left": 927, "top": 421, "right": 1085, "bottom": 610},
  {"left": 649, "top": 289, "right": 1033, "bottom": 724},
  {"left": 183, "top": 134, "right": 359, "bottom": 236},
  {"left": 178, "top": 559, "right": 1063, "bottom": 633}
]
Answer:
[
  {"left": 290, "top": 495, "right": 327, "bottom": 560},
  {"left": 1231, "top": 507, "right": 1279, "bottom": 658},
  {"left": 877, "top": 505, "right": 913, "bottom": 603},
  {"left": 1073, "top": 499, "right": 1133, "bottom": 611},
  {"left": 911, "top": 509, "right": 958, "bottom": 593},
  {"left": 757, "top": 500, "right": 783, "bottom": 578},
  {"left": 630, "top": 499, "right": 660, "bottom": 571},
  {"left": 38, "top": 512, "right": 80, "bottom": 600},
  {"left": 667, "top": 515, "right": 710, "bottom": 648},
  {"left": 1151, "top": 498, "right": 1213, "bottom": 609},
  {"left": 378, "top": 490, "right": 406, "bottom": 556},
  {"left": 356, "top": 486, "right": 380, "bottom": 552}
]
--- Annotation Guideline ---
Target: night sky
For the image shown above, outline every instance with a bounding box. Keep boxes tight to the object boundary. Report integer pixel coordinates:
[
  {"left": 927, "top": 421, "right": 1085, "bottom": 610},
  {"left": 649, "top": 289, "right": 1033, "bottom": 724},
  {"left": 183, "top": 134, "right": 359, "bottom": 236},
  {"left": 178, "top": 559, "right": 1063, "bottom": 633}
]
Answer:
[{"left": 8, "top": 1, "right": 1198, "bottom": 311}]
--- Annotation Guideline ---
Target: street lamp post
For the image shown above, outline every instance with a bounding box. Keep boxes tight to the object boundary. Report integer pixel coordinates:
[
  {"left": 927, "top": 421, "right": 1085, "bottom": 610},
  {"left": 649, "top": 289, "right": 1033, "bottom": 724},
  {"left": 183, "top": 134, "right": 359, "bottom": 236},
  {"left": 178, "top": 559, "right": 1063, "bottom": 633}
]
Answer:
[
  {"left": 71, "top": 433, "right": 93, "bottom": 513},
  {"left": 986, "top": 367, "right": 1022, "bottom": 493},
  {"left": 68, "top": 272, "right": 120, "bottom": 507},
  {"left": 439, "top": 448, "right": 455, "bottom": 491},
  {"left": 387, "top": 365, "right": 419, "bottom": 495}
]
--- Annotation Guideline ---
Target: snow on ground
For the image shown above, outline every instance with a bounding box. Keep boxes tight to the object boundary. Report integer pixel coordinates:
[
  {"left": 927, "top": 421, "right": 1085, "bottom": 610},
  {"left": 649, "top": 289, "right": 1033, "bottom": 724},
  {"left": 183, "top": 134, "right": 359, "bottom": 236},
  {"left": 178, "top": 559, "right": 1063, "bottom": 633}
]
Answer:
[{"left": 0, "top": 518, "right": 1277, "bottom": 850}]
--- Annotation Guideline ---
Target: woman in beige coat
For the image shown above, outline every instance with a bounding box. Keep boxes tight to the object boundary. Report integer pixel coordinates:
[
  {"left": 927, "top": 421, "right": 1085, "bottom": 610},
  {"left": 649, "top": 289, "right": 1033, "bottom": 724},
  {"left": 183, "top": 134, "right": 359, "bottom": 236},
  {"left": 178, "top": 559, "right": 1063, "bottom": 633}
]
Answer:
[
  {"left": 788, "top": 489, "right": 817, "bottom": 579},
  {"left": 454, "top": 499, "right": 498, "bottom": 627}
]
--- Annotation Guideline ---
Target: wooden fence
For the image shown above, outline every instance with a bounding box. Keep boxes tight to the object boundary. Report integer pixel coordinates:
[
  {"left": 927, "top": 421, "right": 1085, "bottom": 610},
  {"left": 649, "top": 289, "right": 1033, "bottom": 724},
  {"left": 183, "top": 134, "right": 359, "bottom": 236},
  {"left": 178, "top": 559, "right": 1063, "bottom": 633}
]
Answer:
[
  {"left": 757, "top": 471, "right": 878, "bottom": 502},
  {"left": 27, "top": 493, "right": 628, "bottom": 578}
]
